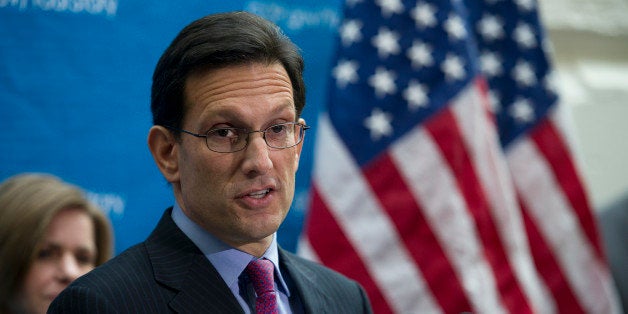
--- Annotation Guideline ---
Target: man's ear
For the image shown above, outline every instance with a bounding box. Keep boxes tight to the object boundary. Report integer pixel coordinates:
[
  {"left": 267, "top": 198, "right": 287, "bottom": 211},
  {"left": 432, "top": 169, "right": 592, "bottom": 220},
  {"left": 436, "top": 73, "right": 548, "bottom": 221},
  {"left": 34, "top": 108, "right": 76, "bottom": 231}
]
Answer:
[
  {"left": 147, "top": 126, "right": 180, "bottom": 183},
  {"left": 294, "top": 118, "right": 306, "bottom": 171}
]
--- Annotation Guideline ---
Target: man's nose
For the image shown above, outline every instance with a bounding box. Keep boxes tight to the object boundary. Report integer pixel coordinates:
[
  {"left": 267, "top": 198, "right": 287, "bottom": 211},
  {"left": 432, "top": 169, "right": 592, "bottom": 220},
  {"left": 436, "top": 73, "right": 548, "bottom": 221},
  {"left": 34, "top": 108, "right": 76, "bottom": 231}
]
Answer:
[{"left": 241, "top": 132, "right": 273, "bottom": 175}]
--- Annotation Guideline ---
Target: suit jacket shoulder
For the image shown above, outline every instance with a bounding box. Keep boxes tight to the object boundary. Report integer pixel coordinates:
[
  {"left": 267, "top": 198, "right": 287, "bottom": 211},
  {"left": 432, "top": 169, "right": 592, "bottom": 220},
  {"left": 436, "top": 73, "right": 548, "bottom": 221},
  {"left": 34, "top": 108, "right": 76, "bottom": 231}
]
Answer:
[
  {"left": 48, "top": 208, "right": 243, "bottom": 314},
  {"left": 49, "top": 208, "right": 372, "bottom": 313}
]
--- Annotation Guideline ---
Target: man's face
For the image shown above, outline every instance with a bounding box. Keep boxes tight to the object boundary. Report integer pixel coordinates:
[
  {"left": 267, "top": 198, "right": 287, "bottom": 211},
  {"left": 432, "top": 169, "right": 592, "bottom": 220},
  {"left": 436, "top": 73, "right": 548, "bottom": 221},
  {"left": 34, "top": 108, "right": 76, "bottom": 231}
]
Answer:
[{"left": 171, "top": 62, "right": 303, "bottom": 254}]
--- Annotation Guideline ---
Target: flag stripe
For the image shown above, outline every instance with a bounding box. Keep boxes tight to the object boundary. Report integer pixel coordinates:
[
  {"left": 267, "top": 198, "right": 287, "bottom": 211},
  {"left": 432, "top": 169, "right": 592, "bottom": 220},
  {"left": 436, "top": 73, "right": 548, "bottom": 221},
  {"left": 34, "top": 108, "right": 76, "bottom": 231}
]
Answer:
[
  {"left": 451, "top": 80, "right": 555, "bottom": 313},
  {"left": 304, "top": 186, "right": 394, "bottom": 313},
  {"left": 390, "top": 117, "right": 507, "bottom": 313},
  {"left": 363, "top": 152, "right": 473, "bottom": 313},
  {"left": 529, "top": 118, "right": 604, "bottom": 259},
  {"left": 312, "top": 115, "right": 441, "bottom": 313},
  {"left": 508, "top": 129, "right": 621, "bottom": 313},
  {"left": 424, "top": 96, "right": 533, "bottom": 313},
  {"left": 519, "top": 198, "right": 586, "bottom": 314}
]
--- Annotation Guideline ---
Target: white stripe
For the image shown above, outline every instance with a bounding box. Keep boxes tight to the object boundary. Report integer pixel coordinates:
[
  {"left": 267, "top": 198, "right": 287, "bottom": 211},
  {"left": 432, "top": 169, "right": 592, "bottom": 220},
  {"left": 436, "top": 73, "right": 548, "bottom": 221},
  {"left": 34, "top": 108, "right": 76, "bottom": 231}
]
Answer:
[
  {"left": 547, "top": 107, "right": 595, "bottom": 203},
  {"left": 548, "top": 108, "right": 622, "bottom": 312},
  {"left": 451, "top": 83, "right": 555, "bottom": 313},
  {"left": 508, "top": 138, "right": 622, "bottom": 314},
  {"left": 314, "top": 114, "right": 442, "bottom": 314},
  {"left": 390, "top": 120, "right": 506, "bottom": 314}
]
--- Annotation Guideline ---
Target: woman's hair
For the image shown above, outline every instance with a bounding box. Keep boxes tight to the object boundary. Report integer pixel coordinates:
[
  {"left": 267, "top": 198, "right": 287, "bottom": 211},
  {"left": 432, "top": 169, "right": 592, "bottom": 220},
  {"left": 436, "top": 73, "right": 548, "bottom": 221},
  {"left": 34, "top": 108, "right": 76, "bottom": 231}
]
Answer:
[{"left": 0, "top": 173, "right": 113, "bottom": 310}]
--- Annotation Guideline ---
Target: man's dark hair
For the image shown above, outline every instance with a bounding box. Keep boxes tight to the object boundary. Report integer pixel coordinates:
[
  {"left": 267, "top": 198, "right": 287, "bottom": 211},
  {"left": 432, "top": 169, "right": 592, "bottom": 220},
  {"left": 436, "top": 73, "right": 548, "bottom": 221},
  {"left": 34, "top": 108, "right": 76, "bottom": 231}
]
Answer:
[{"left": 151, "top": 11, "right": 305, "bottom": 130}]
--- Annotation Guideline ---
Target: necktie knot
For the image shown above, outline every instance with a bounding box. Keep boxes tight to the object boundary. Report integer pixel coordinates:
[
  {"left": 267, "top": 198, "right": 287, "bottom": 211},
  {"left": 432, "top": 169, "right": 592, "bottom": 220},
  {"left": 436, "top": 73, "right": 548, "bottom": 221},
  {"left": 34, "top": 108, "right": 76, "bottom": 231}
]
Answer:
[{"left": 245, "top": 259, "right": 278, "bottom": 314}]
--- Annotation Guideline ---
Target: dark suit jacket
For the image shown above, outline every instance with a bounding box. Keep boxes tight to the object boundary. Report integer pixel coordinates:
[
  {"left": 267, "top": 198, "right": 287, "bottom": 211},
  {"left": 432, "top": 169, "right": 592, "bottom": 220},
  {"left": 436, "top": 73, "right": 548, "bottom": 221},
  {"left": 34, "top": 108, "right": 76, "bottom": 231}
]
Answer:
[{"left": 48, "top": 208, "right": 372, "bottom": 313}]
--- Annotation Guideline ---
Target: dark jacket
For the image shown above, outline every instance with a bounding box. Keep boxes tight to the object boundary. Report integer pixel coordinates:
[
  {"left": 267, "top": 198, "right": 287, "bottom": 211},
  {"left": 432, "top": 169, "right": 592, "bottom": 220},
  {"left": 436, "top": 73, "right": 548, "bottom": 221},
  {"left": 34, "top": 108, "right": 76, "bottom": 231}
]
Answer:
[{"left": 48, "top": 208, "right": 372, "bottom": 313}]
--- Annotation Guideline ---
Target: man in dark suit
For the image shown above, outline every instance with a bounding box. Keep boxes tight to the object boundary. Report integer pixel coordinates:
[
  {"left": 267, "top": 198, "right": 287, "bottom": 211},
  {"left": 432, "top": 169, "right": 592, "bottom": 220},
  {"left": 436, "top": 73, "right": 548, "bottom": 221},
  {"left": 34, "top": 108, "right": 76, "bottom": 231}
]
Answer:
[{"left": 49, "top": 11, "right": 372, "bottom": 313}]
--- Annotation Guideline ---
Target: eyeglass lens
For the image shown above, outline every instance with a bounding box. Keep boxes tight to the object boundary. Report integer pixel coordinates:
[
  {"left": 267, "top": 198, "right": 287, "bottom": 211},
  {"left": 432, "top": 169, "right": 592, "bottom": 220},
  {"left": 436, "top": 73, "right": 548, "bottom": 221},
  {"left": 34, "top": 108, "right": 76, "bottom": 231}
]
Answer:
[{"left": 205, "top": 122, "right": 304, "bottom": 153}]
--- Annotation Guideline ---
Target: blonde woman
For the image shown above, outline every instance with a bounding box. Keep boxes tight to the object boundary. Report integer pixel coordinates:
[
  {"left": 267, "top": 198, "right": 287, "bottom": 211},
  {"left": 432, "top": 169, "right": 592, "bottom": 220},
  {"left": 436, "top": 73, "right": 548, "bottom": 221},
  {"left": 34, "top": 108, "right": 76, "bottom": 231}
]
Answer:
[{"left": 0, "top": 173, "right": 113, "bottom": 314}]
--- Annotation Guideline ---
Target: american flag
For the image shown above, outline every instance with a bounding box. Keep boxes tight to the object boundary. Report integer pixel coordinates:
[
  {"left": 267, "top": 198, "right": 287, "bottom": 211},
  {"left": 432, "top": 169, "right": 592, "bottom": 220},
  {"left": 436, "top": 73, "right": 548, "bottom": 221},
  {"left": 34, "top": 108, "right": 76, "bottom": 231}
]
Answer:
[{"left": 298, "top": 0, "right": 621, "bottom": 313}]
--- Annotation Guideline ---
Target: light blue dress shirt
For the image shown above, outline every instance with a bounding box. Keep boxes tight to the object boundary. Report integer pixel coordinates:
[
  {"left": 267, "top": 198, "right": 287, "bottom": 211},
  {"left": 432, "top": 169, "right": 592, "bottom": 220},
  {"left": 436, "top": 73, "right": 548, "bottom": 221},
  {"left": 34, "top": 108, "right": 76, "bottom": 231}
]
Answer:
[{"left": 171, "top": 203, "right": 293, "bottom": 313}]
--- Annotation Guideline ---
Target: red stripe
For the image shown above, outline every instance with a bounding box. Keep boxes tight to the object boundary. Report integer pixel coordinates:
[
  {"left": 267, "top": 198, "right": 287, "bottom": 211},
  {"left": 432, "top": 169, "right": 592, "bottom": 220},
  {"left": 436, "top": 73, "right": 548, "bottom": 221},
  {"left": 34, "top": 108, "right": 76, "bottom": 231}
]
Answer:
[
  {"left": 519, "top": 198, "right": 586, "bottom": 313},
  {"left": 529, "top": 119, "right": 605, "bottom": 260},
  {"left": 304, "top": 185, "right": 394, "bottom": 313},
  {"left": 425, "top": 107, "right": 533, "bottom": 314},
  {"left": 362, "top": 151, "right": 474, "bottom": 313}
]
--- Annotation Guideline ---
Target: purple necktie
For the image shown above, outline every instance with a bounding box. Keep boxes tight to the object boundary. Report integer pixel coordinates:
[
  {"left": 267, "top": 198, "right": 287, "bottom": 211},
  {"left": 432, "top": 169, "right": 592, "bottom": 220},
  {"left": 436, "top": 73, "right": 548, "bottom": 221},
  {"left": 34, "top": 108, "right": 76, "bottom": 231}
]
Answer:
[{"left": 245, "top": 259, "right": 279, "bottom": 314}]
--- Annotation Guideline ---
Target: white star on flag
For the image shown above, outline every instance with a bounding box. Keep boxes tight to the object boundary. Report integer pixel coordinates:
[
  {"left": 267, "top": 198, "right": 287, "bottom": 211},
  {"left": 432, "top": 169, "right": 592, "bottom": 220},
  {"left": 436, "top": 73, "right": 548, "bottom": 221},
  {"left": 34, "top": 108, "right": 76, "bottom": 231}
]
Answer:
[
  {"left": 512, "top": 60, "right": 536, "bottom": 87},
  {"left": 514, "top": 23, "right": 536, "bottom": 49},
  {"left": 376, "top": 0, "right": 404, "bottom": 18},
  {"left": 372, "top": 27, "right": 401, "bottom": 58},
  {"left": 364, "top": 108, "right": 393, "bottom": 140},
  {"left": 441, "top": 54, "right": 465, "bottom": 81},
  {"left": 480, "top": 51, "right": 502, "bottom": 77},
  {"left": 478, "top": 14, "right": 504, "bottom": 41},
  {"left": 407, "top": 41, "right": 434, "bottom": 68},
  {"left": 369, "top": 67, "right": 397, "bottom": 98},
  {"left": 444, "top": 14, "right": 467, "bottom": 40},
  {"left": 410, "top": 2, "right": 437, "bottom": 28},
  {"left": 509, "top": 97, "right": 535, "bottom": 123},
  {"left": 340, "top": 19, "right": 363, "bottom": 47},
  {"left": 333, "top": 59, "right": 359, "bottom": 88},
  {"left": 403, "top": 80, "right": 429, "bottom": 111}
]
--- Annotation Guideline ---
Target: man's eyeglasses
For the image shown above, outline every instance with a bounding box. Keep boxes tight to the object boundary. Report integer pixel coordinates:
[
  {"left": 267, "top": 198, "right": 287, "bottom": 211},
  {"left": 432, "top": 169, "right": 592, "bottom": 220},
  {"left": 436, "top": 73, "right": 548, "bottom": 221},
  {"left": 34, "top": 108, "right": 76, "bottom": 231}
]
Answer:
[{"left": 164, "top": 122, "right": 310, "bottom": 153}]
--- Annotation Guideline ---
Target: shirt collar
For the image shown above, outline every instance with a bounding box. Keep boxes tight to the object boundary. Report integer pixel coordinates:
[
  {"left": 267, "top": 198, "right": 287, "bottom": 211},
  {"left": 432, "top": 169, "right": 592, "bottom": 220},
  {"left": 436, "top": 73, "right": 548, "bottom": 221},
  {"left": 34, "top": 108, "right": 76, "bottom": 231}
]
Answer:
[{"left": 171, "top": 202, "right": 290, "bottom": 295}]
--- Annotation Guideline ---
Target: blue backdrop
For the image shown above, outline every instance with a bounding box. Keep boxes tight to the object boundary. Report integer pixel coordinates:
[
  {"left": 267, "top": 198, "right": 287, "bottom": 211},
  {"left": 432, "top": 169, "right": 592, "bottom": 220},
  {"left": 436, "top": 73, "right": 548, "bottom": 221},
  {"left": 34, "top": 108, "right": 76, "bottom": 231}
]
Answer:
[{"left": 0, "top": 0, "right": 343, "bottom": 253}]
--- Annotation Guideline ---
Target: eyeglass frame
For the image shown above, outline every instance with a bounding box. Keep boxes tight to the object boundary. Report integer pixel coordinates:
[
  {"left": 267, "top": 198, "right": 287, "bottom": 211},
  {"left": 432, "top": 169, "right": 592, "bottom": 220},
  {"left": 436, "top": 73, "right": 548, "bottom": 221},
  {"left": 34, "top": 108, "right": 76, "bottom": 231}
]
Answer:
[{"left": 163, "top": 122, "right": 310, "bottom": 153}]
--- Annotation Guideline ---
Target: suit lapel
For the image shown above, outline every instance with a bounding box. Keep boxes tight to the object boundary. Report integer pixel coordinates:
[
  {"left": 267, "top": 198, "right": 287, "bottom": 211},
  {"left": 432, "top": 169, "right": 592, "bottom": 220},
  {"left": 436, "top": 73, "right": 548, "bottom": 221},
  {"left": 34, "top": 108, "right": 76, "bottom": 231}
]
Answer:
[
  {"left": 168, "top": 254, "right": 245, "bottom": 313},
  {"left": 279, "top": 248, "right": 330, "bottom": 313},
  {"left": 145, "top": 208, "right": 244, "bottom": 313}
]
